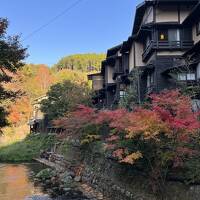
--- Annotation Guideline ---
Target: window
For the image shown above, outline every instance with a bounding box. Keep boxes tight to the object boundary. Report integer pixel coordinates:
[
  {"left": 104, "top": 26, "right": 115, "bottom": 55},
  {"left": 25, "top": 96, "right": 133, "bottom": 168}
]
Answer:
[
  {"left": 178, "top": 73, "right": 186, "bottom": 81},
  {"left": 177, "top": 72, "right": 196, "bottom": 81},
  {"left": 196, "top": 21, "right": 200, "bottom": 36},
  {"left": 187, "top": 73, "right": 196, "bottom": 81},
  {"left": 158, "top": 29, "right": 180, "bottom": 42},
  {"left": 168, "top": 29, "right": 180, "bottom": 42},
  {"left": 120, "top": 90, "right": 126, "bottom": 98},
  {"left": 158, "top": 30, "right": 168, "bottom": 41}
]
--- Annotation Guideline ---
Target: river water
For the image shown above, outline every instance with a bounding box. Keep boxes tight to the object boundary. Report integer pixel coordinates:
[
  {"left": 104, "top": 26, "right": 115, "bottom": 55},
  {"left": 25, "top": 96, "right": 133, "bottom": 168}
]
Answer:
[
  {"left": 0, "top": 163, "right": 51, "bottom": 200},
  {"left": 0, "top": 163, "right": 91, "bottom": 200}
]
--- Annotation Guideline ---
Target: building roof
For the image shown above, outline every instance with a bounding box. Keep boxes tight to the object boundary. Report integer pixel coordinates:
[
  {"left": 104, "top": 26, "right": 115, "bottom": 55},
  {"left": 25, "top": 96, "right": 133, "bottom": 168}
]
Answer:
[
  {"left": 102, "top": 56, "right": 117, "bottom": 67},
  {"left": 132, "top": 2, "right": 146, "bottom": 36},
  {"left": 107, "top": 44, "right": 122, "bottom": 57},
  {"left": 120, "top": 36, "right": 134, "bottom": 53},
  {"left": 87, "top": 73, "right": 102, "bottom": 80},
  {"left": 100, "top": 56, "right": 117, "bottom": 74},
  {"left": 182, "top": 3, "right": 200, "bottom": 25},
  {"left": 132, "top": 0, "right": 199, "bottom": 36}
]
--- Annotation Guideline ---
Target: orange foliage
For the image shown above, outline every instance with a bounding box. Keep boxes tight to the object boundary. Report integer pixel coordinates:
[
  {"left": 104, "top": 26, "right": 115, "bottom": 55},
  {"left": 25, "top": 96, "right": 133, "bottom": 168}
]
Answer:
[
  {"left": 8, "top": 96, "right": 32, "bottom": 126},
  {"left": 35, "top": 65, "right": 53, "bottom": 93}
]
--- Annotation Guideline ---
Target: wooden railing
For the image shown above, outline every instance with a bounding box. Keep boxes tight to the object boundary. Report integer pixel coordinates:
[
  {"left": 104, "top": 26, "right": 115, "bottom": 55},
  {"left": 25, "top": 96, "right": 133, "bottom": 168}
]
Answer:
[
  {"left": 142, "top": 40, "right": 154, "bottom": 61},
  {"left": 154, "top": 40, "right": 194, "bottom": 49},
  {"left": 142, "top": 40, "right": 194, "bottom": 61}
]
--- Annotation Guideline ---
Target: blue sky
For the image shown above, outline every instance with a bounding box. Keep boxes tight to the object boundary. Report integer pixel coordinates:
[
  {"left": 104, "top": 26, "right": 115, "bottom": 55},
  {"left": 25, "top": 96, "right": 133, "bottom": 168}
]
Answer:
[{"left": 1, "top": 0, "right": 142, "bottom": 66}]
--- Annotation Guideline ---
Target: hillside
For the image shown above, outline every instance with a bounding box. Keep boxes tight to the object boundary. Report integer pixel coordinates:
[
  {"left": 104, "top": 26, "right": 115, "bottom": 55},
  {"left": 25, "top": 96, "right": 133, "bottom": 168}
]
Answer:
[
  {"left": 1, "top": 53, "right": 105, "bottom": 146},
  {"left": 52, "top": 53, "right": 106, "bottom": 72}
]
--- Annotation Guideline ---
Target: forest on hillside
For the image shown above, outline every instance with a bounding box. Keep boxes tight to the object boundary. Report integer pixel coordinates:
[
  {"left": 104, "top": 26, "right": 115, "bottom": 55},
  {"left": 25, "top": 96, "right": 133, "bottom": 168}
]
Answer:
[
  {"left": 53, "top": 53, "right": 106, "bottom": 72},
  {"left": 1, "top": 53, "right": 105, "bottom": 145},
  {"left": 0, "top": 17, "right": 106, "bottom": 145}
]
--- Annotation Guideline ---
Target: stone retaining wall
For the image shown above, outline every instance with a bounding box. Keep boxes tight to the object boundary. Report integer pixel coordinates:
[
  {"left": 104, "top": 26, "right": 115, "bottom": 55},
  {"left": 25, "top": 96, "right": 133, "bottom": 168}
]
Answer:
[
  {"left": 81, "top": 151, "right": 200, "bottom": 200},
  {"left": 40, "top": 147, "right": 200, "bottom": 200}
]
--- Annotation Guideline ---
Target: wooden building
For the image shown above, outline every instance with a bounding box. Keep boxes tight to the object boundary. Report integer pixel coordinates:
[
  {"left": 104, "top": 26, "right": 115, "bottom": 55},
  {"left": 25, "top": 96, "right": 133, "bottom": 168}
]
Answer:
[
  {"left": 28, "top": 96, "right": 48, "bottom": 133},
  {"left": 89, "top": 0, "right": 200, "bottom": 108}
]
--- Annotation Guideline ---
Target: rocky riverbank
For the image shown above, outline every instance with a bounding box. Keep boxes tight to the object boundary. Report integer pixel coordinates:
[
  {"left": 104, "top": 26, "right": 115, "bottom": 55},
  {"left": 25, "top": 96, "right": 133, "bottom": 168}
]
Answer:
[{"left": 29, "top": 165, "right": 106, "bottom": 200}]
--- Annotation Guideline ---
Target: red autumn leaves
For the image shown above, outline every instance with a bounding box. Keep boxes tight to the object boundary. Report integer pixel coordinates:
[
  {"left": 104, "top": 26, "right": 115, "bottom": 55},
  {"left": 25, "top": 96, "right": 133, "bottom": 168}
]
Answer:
[{"left": 54, "top": 90, "right": 200, "bottom": 166}]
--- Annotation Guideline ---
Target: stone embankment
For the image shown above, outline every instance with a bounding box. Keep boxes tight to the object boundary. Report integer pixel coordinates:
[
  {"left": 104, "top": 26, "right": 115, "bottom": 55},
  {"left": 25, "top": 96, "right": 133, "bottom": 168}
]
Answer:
[
  {"left": 31, "top": 153, "right": 107, "bottom": 200},
  {"left": 29, "top": 146, "right": 200, "bottom": 200}
]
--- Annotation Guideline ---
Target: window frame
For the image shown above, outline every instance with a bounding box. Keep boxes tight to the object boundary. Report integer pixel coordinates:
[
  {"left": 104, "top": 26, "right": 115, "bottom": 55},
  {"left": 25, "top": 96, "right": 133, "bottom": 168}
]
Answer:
[
  {"left": 158, "top": 30, "right": 168, "bottom": 41},
  {"left": 119, "top": 90, "right": 126, "bottom": 99},
  {"left": 168, "top": 29, "right": 180, "bottom": 42},
  {"left": 177, "top": 72, "right": 196, "bottom": 81},
  {"left": 187, "top": 73, "right": 196, "bottom": 81},
  {"left": 158, "top": 29, "right": 181, "bottom": 42}
]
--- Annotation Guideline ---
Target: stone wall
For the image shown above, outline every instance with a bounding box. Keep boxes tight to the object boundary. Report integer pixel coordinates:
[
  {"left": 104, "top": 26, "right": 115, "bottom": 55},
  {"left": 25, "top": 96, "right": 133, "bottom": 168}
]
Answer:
[
  {"left": 81, "top": 150, "right": 200, "bottom": 200},
  {"left": 41, "top": 143, "right": 200, "bottom": 200},
  {"left": 81, "top": 152, "right": 156, "bottom": 200}
]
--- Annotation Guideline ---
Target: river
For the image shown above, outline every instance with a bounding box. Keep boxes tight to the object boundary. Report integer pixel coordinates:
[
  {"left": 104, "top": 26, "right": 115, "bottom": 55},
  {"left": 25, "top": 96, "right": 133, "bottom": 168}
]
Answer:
[
  {"left": 0, "top": 163, "right": 92, "bottom": 200},
  {"left": 0, "top": 163, "right": 51, "bottom": 200}
]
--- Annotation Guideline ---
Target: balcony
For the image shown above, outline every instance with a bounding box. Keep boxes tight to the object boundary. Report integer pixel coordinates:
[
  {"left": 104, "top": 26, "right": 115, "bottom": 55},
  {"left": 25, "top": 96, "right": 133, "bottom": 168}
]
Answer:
[{"left": 142, "top": 40, "right": 194, "bottom": 61}]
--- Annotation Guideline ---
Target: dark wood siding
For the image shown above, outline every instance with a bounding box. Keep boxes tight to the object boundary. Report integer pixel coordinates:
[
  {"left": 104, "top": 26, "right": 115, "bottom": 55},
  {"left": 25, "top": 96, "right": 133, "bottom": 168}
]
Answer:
[{"left": 154, "top": 56, "right": 178, "bottom": 91}]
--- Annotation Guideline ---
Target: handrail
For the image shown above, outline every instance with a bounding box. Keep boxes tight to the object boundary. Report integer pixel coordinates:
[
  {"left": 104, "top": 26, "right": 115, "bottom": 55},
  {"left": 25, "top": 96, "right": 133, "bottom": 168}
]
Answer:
[
  {"left": 142, "top": 40, "right": 154, "bottom": 60},
  {"left": 142, "top": 40, "right": 194, "bottom": 61}
]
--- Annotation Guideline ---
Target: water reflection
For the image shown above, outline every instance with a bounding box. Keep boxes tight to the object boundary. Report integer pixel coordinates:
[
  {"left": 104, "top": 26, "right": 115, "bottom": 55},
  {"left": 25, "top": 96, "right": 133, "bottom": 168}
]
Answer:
[{"left": 0, "top": 163, "right": 46, "bottom": 200}]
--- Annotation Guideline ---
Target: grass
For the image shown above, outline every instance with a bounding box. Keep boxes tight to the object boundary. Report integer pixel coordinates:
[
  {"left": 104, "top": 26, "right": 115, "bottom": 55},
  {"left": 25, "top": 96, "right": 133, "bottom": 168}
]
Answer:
[
  {"left": 0, "top": 134, "right": 56, "bottom": 162},
  {"left": 0, "top": 125, "right": 29, "bottom": 147}
]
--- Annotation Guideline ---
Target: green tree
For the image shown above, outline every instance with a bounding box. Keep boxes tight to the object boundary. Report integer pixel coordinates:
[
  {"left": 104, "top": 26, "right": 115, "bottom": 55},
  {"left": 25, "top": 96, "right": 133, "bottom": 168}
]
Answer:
[
  {"left": 0, "top": 18, "right": 27, "bottom": 129},
  {"left": 119, "top": 70, "right": 140, "bottom": 110},
  {"left": 41, "top": 80, "right": 91, "bottom": 121}
]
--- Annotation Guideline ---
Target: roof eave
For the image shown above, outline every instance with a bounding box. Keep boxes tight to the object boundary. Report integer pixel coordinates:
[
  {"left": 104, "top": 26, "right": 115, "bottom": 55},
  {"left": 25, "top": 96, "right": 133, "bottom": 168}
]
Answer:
[{"left": 182, "top": 3, "right": 200, "bottom": 25}]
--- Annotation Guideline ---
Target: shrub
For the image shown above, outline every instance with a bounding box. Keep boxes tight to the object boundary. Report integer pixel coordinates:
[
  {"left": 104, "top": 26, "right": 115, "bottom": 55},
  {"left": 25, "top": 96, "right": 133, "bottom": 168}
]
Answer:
[
  {"left": 54, "top": 90, "right": 200, "bottom": 191},
  {"left": 0, "top": 134, "right": 56, "bottom": 162},
  {"left": 36, "top": 168, "right": 56, "bottom": 181}
]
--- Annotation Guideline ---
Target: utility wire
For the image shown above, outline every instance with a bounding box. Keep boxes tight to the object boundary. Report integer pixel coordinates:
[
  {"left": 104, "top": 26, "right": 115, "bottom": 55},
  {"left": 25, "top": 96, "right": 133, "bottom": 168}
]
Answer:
[{"left": 22, "top": 0, "right": 85, "bottom": 42}]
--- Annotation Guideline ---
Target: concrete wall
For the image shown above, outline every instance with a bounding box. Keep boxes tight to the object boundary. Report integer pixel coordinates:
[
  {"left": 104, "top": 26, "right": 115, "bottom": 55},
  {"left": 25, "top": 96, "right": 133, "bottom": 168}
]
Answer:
[
  {"left": 157, "top": 51, "right": 183, "bottom": 56},
  {"left": 135, "top": 42, "right": 145, "bottom": 67},
  {"left": 156, "top": 5, "right": 192, "bottom": 23},
  {"left": 129, "top": 44, "right": 135, "bottom": 72},
  {"left": 156, "top": 5, "right": 179, "bottom": 23},
  {"left": 105, "top": 66, "right": 115, "bottom": 84},
  {"left": 92, "top": 75, "right": 104, "bottom": 91},
  {"left": 128, "top": 41, "right": 148, "bottom": 71}
]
